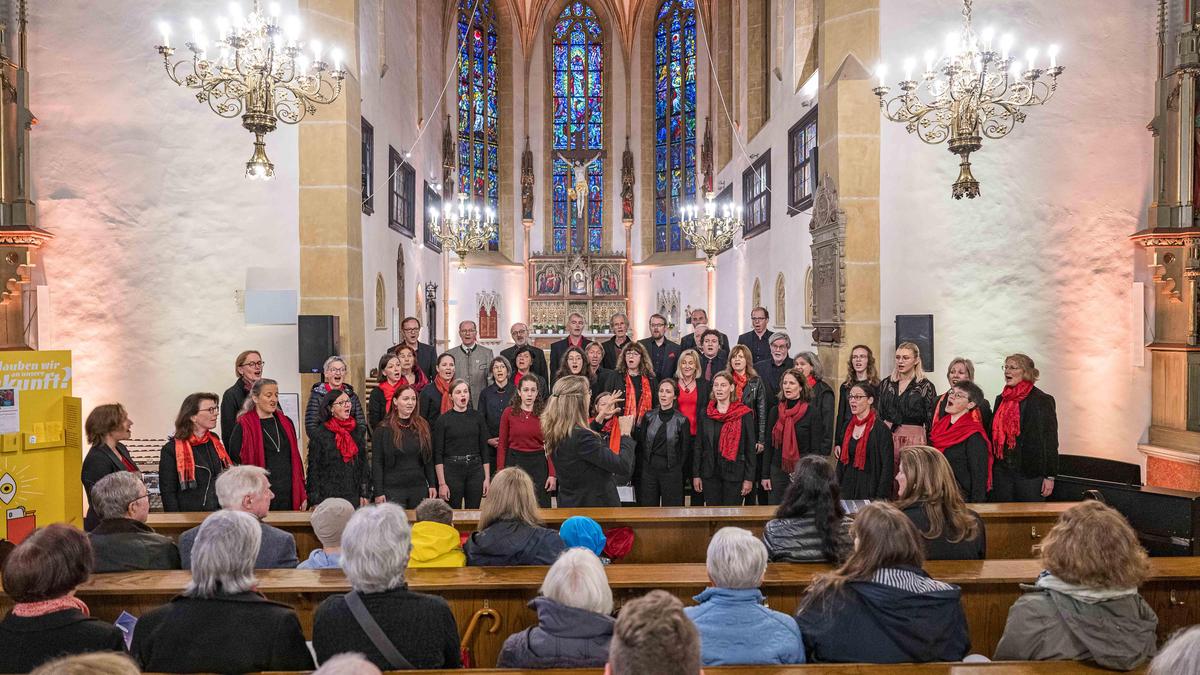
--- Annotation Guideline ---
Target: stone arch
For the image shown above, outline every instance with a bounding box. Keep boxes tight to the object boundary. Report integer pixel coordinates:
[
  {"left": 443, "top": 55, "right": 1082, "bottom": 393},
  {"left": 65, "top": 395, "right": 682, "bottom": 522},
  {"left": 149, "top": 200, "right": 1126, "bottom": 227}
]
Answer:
[
  {"left": 375, "top": 273, "right": 387, "bottom": 330},
  {"left": 775, "top": 272, "right": 786, "bottom": 328},
  {"left": 751, "top": 277, "right": 761, "bottom": 310}
]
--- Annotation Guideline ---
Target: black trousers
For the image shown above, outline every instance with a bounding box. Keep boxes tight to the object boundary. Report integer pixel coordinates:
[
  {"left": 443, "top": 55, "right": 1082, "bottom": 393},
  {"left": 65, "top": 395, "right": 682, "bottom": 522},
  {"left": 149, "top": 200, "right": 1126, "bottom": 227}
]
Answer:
[
  {"left": 765, "top": 465, "right": 792, "bottom": 506},
  {"left": 638, "top": 461, "right": 684, "bottom": 506},
  {"left": 443, "top": 459, "right": 485, "bottom": 509},
  {"left": 385, "top": 484, "right": 430, "bottom": 508},
  {"left": 695, "top": 477, "right": 743, "bottom": 506},
  {"left": 746, "top": 450, "right": 769, "bottom": 505},
  {"left": 989, "top": 461, "right": 1045, "bottom": 502},
  {"left": 505, "top": 450, "right": 552, "bottom": 508}
]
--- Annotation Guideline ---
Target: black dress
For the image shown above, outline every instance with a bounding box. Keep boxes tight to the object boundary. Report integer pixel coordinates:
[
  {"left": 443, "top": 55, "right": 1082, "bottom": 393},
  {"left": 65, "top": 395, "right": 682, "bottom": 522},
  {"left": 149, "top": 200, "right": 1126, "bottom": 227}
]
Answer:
[
  {"left": 837, "top": 419, "right": 894, "bottom": 500},
  {"left": 433, "top": 408, "right": 490, "bottom": 508},
  {"left": 306, "top": 424, "right": 369, "bottom": 507},
  {"left": 228, "top": 415, "right": 296, "bottom": 511},
  {"left": 553, "top": 422, "right": 635, "bottom": 507},
  {"left": 80, "top": 442, "right": 138, "bottom": 531},
  {"left": 693, "top": 410, "right": 754, "bottom": 506},
  {"left": 762, "top": 399, "right": 824, "bottom": 504},
  {"left": 158, "top": 438, "right": 226, "bottom": 512},
  {"left": 372, "top": 423, "right": 436, "bottom": 507}
]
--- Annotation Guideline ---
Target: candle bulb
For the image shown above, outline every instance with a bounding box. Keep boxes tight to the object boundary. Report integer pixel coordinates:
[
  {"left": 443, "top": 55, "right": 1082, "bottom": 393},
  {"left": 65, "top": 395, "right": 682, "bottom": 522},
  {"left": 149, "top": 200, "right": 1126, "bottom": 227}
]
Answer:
[
  {"left": 331, "top": 47, "right": 343, "bottom": 72},
  {"left": 981, "top": 26, "right": 995, "bottom": 51},
  {"left": 924, "top": 48, "right": 936, "bottom": 73},
  {"left": 312, "top": 39, "right": 322, "bottom": 63},
  {"left": 158, "top": 21, "right": 171, "bottom": 47},
  {"left": 1025, "top": 47, "right": 1038, "bottom": 69},
  {"left": 876, "top": 63, "right": 888, "bottom": 87},
  {"left": 1048, "top": 44, "right": 1059, "bottom": 69},
  {"left": 903, "top": 57, "right": 915, "bottom": 81},
  {"left": 1000, "top": 33, "right": 1014, "bottom": 60}
]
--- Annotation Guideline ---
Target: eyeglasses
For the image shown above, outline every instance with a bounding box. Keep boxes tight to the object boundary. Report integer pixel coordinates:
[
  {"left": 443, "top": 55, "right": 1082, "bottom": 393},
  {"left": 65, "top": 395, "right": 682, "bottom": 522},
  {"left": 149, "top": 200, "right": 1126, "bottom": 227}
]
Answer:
[
  {"left": 402, "top": 326, "right": 420, "bottom": 333},
  {"left": 334, "top": 400, "right": 353, "bottom": 407},
  {"left": 847, "top": 394, "right": 869, "bottom": 401},
  {"left": 241, "top": 360, "right": 265, "bottom": 369},
  {"left": 199, "top": 406, "right": 219, "bottom": 414},
  {"left": 127, "top": 493, "right": 150, "bottom": 507},
  {"left": 751, "top": 316, "right": 767, "bottom": 321},
  {"left": 327, "top": 367, "right": 347, "bottom": 374},
  {"left": 947, "top": 391, "right": 969, "bottom": 400},
  {"left": 649, "top": 322, "right": 665, "bottom": 328}
]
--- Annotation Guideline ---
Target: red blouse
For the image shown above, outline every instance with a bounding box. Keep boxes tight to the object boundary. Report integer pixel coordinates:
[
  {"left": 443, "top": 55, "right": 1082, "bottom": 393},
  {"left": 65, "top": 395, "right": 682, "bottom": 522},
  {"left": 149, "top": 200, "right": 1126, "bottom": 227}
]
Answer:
[
  {"left": 677, "top": 381, "right": 699, "bottom": 434},
  {"left": 497, "top": 407, "right": 555, "bottom": 477}
]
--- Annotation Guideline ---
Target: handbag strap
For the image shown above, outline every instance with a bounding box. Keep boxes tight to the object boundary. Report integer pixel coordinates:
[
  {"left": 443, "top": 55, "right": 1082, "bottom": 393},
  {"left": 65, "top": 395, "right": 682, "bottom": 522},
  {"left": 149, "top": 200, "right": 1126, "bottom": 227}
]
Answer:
[{"left": 344, "top": 590, "right": 414, "bottom": 670}]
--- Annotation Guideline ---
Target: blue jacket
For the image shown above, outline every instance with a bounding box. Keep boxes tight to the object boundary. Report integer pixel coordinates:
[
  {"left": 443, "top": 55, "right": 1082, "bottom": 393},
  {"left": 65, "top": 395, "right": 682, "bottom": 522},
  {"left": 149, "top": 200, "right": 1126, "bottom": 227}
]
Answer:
[
  {"left": 684, "top": 587, "right": 805, "bottom": 666},
  {"left": 298, "top": 549, "right": 342, "bottom": 570}
]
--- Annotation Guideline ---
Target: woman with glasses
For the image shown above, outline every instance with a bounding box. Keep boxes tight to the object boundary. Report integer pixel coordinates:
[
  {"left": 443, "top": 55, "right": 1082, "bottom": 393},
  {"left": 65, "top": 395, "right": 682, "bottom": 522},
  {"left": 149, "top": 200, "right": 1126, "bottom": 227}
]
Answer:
[
  {"left": 306, "top": 389, "right": 369, "bottom": 508},
  {"left": 929, "top": 381, "right": 991, "bottom": 503},
  {"left": 304, "top": 356, "right": 367, "bottom": 437},
  {"left": 990, "top": 354, "right": 1059, "bottom": 502},
  {"left": 836, "top": 345, "right": 879, "bottom": 456},
  {"left": 837, "top": 383, "right": 894, "bottom": 500},
  {"left": 221, "top": 350, "right": 264, "bottom": 442},
  {"left": 159, "top": 393, "right": 233, "bottom": 512},
  {"left": 931, "top": 358, "right": 992, "bottom": 430},
  {"left": 229, "top": 379, "right": 307, "bottom": 511}
]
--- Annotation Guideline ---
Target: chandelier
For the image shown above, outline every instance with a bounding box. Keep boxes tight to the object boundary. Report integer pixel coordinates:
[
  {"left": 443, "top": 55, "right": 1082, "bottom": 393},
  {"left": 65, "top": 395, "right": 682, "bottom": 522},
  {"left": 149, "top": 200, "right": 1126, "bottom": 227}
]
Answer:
[
  {"left": 428, "top": 193, "right": 498, "bottom": 272},
  {"left": 154, "top": 1, "right": 346, "bottom": 180},
  {"left": 681, "top": 191, "right": 742, "bottom": 271},
  {"left": 873, "top": 0, "right": 1065, "bottom": 199}
]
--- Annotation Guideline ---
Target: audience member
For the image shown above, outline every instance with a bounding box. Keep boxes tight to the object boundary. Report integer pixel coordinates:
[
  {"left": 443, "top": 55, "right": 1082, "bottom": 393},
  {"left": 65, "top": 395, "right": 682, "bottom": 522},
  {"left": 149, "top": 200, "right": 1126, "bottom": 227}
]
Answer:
[
  {"left": 450, "top": 320, "right": 494, "bottom": 408},
  {"left": 88, "top": 472, "right": 180, "bottom": 573},
  {"left": 372, "top": 383, "right": 437, "bottom": 507},
  {"left": 498, "top": 548, "right": 615, "bottom": 668},
  {"left": 559, "top": 515, "right": 607, "bottom": 558},
  {"left": 230, "top": 378, "right": 307, "bottom": 510},
  {"left": 895, "top": 446, "right": 986, "bottom": 560},
  {"left": 307, "top": 388, "right": 370, "bottom": 507},
  {"left": 994, "top": 501, "right": 1157, "bottom": 670},
  {"left": 465, "top": 468, "right": 566, "bottom": 565},
  {"left": 409, "top": 498, "right": 466, "bottom": 568},
  {"left": 501, "top": 322, "right": 549, "bottom": 383},
  {"left": 312, "top": 504, "right": 461, "bottom": 669},
  {"left": 30, "top": 652, "right": 140, "bottom": 675},
  {"left": 544, "top": 376, "right": 635, "bottom": 507},
  {"left": 1149, "top": 625, "right": 1200, "bottom": 675},
  {"left": 795, "top": 502, "right": 969, "bottom": 663},
  {"left": 81, "top": 403, "right": 138, "bottom": 531},
  {"left": 314, "top": 652, "right": 384, "bottom": 675},
  {"left": 178, "top": 465, "right": 299, "bottom": 569},
  {"left": 606, "top": 589, "right": 701, "bottom": 675},
  {"left": 158, "top": 392, "right": 233, "bottom": 513},
  {"left": 131, "top": 510, "right": 314, "bottom": 672},
  {"left": 763, "top": 455, "right": 851, "bottom": 563},
  {"left": 638, "top": 313, "right": 680, "bottom": 384},
  {"left": 685, "top": 527, "right": 804, "bottom": 666},
  {"left": 0, "top": 525, "right": 125, "bottom": 672},
  {"left": 299, "top": 497, "right": 354, "bottom": 569},
  {"left": 220, "top": 349, "right": 264, "bottom": 443},
  {"left": 304, "top": 356, "right": 367, "bottom": 436}
]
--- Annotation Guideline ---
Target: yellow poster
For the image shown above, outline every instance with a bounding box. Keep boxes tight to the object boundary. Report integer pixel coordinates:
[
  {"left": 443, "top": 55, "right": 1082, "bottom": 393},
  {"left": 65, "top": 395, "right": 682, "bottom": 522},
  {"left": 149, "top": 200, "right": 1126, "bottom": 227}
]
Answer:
[{"left": 0, "top": 350, "right": 80, "bottom": 543}]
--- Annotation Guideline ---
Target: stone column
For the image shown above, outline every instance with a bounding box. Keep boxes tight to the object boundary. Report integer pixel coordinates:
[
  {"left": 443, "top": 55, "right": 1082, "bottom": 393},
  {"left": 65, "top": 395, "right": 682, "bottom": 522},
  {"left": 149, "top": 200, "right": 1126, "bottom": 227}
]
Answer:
[{"left": 297, "top": 0, "right": 365, "bottom": 426}]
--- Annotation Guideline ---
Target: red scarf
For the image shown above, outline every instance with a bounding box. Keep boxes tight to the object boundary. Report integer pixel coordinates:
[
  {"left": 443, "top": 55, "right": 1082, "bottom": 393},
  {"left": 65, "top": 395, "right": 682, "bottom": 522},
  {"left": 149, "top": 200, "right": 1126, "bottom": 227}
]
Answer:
[
  {"left": 806, "top": 375, "right": 818, "bottom": 389},
  {"left": 991, "top": 380, "right": 1033, "bottom": 457},
  {"left": 113, "top": 446, "right": 137, "bottom": 473},
  {"left": 624, "top": 374, "right": 653, "bottom": 421},
  {"left": 237, "top": 411, "right": 307, "bottom": 509},
  {"left": 434, "top": 376, "right": 453, "bottom": 414},
  {"left": 772, "top": 399, "right": 810, "bottom": 474},
  {"left": 324, "top": 416, "right": 360, "bottom": 463},
  {"left": 931, "top": 411, "right": 994, "bottom": 488},
  {"left": 378, "top": 379, "right": 400, "bottom": 414},
  {"left": 174, "top": 431, "right": 232, "bottom": 490},
  {"left": 12, "top": 595, "right": 89, "bottom": 618},
  {"left": 840, "top": 409, "right": 877, "bottom": 471},
  {"left": 707, "top": 400, "right": 752, "bottom": 462},
  {"left": 399, "top": 369, "right": 429, "bottom": 392},
  {"left": 932, "top": 392, "right": 983, "bottom": 426},
  {"left": 323, "top": 382, "right": 344, "bottom": 393},
  {"left": 731, "top": 371, "right": 748, "bottom": 400}
]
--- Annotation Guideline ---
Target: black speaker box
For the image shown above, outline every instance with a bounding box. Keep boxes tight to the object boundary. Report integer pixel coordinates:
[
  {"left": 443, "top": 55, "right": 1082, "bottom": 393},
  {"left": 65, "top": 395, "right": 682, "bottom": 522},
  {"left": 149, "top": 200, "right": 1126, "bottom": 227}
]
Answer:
[
  {"left": 895, "top": 314, "right": 934, "bottom": 372},
  {"left": 298, "top": 315, "right": 340, "bottom": 374}
]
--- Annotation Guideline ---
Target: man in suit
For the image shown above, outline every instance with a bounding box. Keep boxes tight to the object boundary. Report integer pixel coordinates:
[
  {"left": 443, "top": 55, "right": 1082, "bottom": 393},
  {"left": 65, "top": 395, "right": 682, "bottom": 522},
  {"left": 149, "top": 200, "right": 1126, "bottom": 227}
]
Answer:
[
  {"left": 601, "top": 312, "right": 634, "bottom": 370},
  {"left": 500, "top": 322, "right": 549, "bottom": 382},
  {"left": 179, "top": 466, "right": 298, "bottom": 569},
  {"left": 737, "top": 307, "right": 774, "bottom": 364},
  {"left": 549, "top": 312, "right": 592, "bottom": 384},
  {"left": 680, "top": 308, "right": 729, "bottom": 355},
  {"left": 394, "top": 316, "right": 437, "bottom": 379},
  {"left": 754, "top": 330, "right": 794, "bottom": 407},
  {"left": 697, "top": 329, "right": 727, "bottom": 383},
  {"left": 639, "top": 313, "right": 680, "bottom": 380},
  {"left": 449, "top": 320, "right": 493, "bottom": 408}
]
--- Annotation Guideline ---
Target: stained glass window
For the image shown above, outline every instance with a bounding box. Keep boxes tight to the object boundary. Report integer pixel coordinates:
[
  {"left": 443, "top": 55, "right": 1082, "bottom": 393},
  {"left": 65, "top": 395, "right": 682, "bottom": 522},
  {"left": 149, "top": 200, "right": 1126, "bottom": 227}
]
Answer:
[
  {"left": 551, "top": 2, "right": 603, "bottom": 253},
  {"left": 457, "top": 0, "right": 499, "bottom": 250},
  {"left": 654, "top": 0, "right": 697, "bottom": 252}
]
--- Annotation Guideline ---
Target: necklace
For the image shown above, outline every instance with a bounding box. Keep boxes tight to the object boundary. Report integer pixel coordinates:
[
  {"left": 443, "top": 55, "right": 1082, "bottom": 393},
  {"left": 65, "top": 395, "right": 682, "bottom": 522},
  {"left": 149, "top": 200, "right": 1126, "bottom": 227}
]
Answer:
[{"left": 264, "top": 417, "right": 282, "bottom": 453}]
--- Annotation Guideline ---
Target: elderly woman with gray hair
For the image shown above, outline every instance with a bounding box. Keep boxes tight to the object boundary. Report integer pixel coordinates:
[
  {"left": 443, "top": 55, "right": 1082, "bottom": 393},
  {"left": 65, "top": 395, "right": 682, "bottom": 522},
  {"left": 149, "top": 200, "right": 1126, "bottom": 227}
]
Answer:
[
  {"left": 131, "top": 510, "right": 314, "bottom": 673},
  {"left": 305, "top": 355, "right": 367, "bottom": 437},
  {"left": 683, "top": 527, "right": 805, "bottom": 666},
  {"left": 498, "top": 548, "right": 615, "bottom": 668},
  {"left": 312, "top": 503, "right": 461, "bottom": 670},
  {"left": 86, "top": 472, "right": 179, "bottom": 573}
]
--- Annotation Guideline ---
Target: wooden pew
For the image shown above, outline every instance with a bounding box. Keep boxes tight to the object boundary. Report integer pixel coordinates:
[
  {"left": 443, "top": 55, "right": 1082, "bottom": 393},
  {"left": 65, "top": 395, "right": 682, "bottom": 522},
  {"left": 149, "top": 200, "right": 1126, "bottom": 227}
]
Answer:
[
  {"left": 146, "top": 503, "right": 1070, "bottom": 563},
  {"left": 7, "top": 559, "right": 1196, "bottom": 670},
  {"left": 242, "top": 664, "right": 1139, "bottom": 674}
]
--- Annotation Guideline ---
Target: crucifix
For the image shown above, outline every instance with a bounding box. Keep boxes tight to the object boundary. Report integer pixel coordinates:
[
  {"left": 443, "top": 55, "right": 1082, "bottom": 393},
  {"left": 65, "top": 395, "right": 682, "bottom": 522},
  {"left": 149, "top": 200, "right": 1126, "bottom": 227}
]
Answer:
[{"left": 556, "top": 147, "right": 604, "bottom": 252}]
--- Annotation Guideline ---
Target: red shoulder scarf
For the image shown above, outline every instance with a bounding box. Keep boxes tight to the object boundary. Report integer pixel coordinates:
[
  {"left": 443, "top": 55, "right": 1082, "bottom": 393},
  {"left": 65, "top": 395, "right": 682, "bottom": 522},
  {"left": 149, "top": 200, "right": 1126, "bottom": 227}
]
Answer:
[
  {"left": 707, "top": 399, "right": 753, "bottom": 462},
  {"left": 991, "top": 380, "right": 1033, "bottom": 457},
  {"left": 772, "top": 399, "right": 810, "bottom": 474},
  {"left": 609, "top": 373, "right": 654, "bottom": 454},
  {"left": 324, "top": 416, "right": 360, "bottom": 462},
  {"left": 840, "top": 409, "right": 877, "bottom": 471},
  {"left": 731, "top": 371, "right": 748, "bottom": 400},
  {"left": 237, "top": 411, "right": 307, "bottom": 509},
  {"left": 930, "top": 411, "right": 994, "bottom": 488},
  {"left": 174, "top": 431, "right": 232, "bottom": 490},
  {"left": 434, "top": 375, "right": 453, "bottom": 414}
]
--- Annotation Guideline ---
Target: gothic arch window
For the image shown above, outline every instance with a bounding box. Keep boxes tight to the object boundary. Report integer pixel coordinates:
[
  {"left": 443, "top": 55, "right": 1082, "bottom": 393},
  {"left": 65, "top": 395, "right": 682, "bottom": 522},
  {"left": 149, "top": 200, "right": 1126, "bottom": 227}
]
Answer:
[
  {"left": 775, "top": 272, "right": 787, "bottom": 328},
  {"left": 551, "top": 2, "right": 604, "bottom": 253},
  {"left": 653, "top": 0, "right": 697, "bottom": 252},
  {"left": 752, "top": 278, "right": 761, "bottom": 310},
  {"left": 375, "top": 273, "right": 387, "bottom": 330},
  {"left": 457, "top": 0, "right": 500, "bottom": 250}
]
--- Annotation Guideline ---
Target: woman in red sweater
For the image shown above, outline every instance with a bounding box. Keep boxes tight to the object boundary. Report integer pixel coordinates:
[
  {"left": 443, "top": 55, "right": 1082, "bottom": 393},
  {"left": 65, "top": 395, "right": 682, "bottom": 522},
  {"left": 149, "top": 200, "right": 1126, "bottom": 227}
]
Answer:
[{"left": 497, "top": 375, "right": 556, "bottom": 507}]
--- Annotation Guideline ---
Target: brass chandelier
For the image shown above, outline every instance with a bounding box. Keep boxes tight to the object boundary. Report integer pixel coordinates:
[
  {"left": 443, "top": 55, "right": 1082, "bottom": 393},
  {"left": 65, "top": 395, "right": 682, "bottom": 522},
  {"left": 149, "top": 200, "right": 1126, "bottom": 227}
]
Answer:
[
  {"left": 154, "top": 1, "right": 346, "bottom": 180},
  {"left": 873, "top": 0, "right": 1065, "bottom": 199},
  {"left": 428, "top": 193, "right": 498, "bottom": 272},
  {"left": 681, "top": 191, "right": 742, "bottom": 271}
]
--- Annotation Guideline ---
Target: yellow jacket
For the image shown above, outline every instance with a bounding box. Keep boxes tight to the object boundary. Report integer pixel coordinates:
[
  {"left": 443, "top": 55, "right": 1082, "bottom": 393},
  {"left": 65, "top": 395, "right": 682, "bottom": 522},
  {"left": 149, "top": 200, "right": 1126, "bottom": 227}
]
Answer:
[{"left": 409, "top": 520, "right": 466, "bottom": 568}]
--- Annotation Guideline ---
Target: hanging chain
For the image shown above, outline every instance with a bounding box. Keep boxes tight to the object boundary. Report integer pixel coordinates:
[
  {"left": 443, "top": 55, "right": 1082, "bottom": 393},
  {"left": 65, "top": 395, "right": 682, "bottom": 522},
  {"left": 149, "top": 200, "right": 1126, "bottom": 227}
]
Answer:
[{"left": 962, "top": 0, "right": 973, "bottom": 30}]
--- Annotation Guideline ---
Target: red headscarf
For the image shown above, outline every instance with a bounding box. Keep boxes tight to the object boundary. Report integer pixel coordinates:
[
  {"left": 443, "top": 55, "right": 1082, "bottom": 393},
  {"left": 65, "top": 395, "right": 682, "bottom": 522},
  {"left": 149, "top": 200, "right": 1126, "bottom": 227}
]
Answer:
[
  {"left": 324, "top": 416, "right": 360, "bottom": 462},
  {"left": 991, "top": 380, "right": 1033, "bottom": 457},
  {"left": 839, "top": 409, "right": 877, "bottom": 471},
  {"left": 772, "top": 399, "right": 810, "bottom": 474},
  {"left": 707, "top": 399, "right": 753, "bottom": 462},
  {"left": 931, "top": 411, "right": 993, "bottom": 488}
]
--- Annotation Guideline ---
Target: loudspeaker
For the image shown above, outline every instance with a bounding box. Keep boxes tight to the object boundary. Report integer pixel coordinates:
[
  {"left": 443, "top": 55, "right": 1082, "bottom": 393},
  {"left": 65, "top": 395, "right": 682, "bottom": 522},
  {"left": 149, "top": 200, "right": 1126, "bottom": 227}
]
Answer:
[
  {"left": 894, "top": 314, "right": 934, "bottom": 372},
  {"left": 298, "top": 315, "right": 340, "bottom": 374}
]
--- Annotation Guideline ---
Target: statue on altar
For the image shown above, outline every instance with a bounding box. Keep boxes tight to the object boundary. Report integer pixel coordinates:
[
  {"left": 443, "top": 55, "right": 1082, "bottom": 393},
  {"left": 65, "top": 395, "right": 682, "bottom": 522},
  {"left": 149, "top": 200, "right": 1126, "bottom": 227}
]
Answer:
[{"left": 557, "top": 151, "right": 601, "bottom": 219}]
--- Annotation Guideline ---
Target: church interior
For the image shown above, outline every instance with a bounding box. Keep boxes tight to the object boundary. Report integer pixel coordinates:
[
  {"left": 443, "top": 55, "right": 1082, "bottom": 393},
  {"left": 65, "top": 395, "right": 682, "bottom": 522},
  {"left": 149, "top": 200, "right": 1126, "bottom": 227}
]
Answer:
[{"left": 1, "top": 0, "right": 1200, "bottom": 672}]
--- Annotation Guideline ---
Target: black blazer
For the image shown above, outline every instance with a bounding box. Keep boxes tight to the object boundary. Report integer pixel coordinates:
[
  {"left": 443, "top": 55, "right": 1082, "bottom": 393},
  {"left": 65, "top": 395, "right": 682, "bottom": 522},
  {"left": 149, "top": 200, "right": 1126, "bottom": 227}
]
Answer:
[
  {"left": 419, "top": 381, "right": 447, "bottom": 426},
  {"left": 639, "top": 337, "right": 681, "bottom": 381},
  {"left": 694, "top": 411, "right": 755, "bottom": 483},
  {"left": 991, "top": 386, "right": 1059, "bottom": 479},
  {"left": 755, "top": 357, "right": 795, "bottom": 406},
  {"left": 501, "top": 343, "right": 549, "bottom": 383},
  {"left": 81, "top": 442, "right": 138, "bottom": 531},
  {"left": 0, "top": 609, "right": 125, "bottom": 673},
  {"left": 638, "top": 410, "right": 692, "bottom": 473},
  {"left": 697, "top": 353, "right": 728, "bottom": 382},
  {"left": 553, "top": 422, "right": 635, "bottom": 507},
  {"left": 763, "top": 400, "right": 825, "bottom": 471},
  {"left": 549, "top": 337, "right": 593, "bottom": 385},
  {"left": 132, "top": 592, "right": 314, "bottom": 673},
  {"left": 414, "top": 341, "right": 438, "bottom": 379},
  {"left": 157, "top": 438, "right": 224, "bottom": 513},
  {"left": 601, "top": 336, "right": 634, "bottom": 370}
]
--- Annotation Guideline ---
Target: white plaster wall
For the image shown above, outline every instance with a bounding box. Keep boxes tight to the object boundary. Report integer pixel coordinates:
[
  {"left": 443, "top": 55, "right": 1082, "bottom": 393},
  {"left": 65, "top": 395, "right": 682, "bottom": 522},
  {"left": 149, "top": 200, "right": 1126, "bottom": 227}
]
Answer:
[
  {"left": 879, "top": 0, "right": 1155, "bottom": 464},
  {"left": 31, "top": 0, "right": 302, "bottom": 440}
]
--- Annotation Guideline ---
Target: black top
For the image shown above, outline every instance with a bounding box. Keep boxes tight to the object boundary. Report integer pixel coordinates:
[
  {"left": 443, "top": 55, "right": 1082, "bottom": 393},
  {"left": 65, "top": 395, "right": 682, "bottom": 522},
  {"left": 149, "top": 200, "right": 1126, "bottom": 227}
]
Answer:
[
  {"left": 901, "top": 504, "right": 987, "bottom": 560},
  {"left": 602, "top": 336, "right": 634, "bottom": 371},
  {"left": 763, "top": 398, "right": 824, "bottom": 470},
  {"left": 638, "top": 408, "right": 692, "bottom": 471},
  {"left": 433, "top": 408, "right": 491, "bottom": 466},
  {"left": 0, "top": 609, "right": 125, "bottom": 673},
  {"left": 80, "top": 441, "right": 137, "bottom": 531},
  {"left": 158, "top": 438, "right": 225, "bottom": 512},
  {"left": 132, "top": 592, "right": 314, "bottom": 673},
  {"left": 811, "top": 380, "right": 836, "bottom": 453},
  {"left": 501, "top": 343, "right": 549, "bottom": 383},
  {"left": 304, "top": 381, "right": 367, "bottom": 437},
  {"left": 755, "top": 356, "right": 795, "bottom": 407},
  {"left": 479, "top": 382, "right": 514, "bottom": 438},
  {"left": 313, "top": 587, "right": 461, "bottom": 670},
  {"left": 639, "top": 337, "right": 681, "bottom": 381},
  {"left": 836, "top": 420, "right": 894, "bottom": 500},
  {"left": 878, "top": 377, "right": 938, "bottom": 432},
  {"left": 941, "top": 427, "right": 990, "bottom": 503},
  {"left": 553, "top": 422, "right": 636, "bottom": 507},
  {"left": 837, "top": 380, "right": 879, "bottom": 446},
  {"left": 737, "top": 329, "right": 774, "bottom": 364},
  {"left": 372, "top": 423, "right": 436, "bottom": 499},
  {"left": 220, "top": 378, "right": 252, "bottom": 444},
  {"left": 419, "top": 380, "right": 449, "bottom": 426},
  {"left": 367, "top": 385, "right": 390, "bottom": 430},
  {"left": 228, "top": 415, "right": 295, "bottom": 510},
  {"left": 992, "top": 386, "right": 1059, "bottom": 479},
  {"left": 694, "top": 408, "right": 755, "bottom": 482},
  {"left": 306, "top": 423, "right": 370, "bottom": 506},
  {"left": 89, "top": 518, "right": 181, "bottom": 573}
]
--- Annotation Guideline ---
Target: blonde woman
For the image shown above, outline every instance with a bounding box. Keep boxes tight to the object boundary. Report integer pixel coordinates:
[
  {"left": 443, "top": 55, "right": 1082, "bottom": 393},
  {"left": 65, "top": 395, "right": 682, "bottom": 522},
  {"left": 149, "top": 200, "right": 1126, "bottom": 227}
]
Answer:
[
  {"left": 931, "top": 357, "right": 992, "bottom": 429},
  {"left": 463, "top": 467, "right": 565, "bottom": 566},
  {"left": 990, "top": 353, "right": 1058, "bottom": 502},
  {"left": 674, "top": 349, "right": 709, "bottom": 438},
  {"left": 878, "top": 342, "right": 937, "bottom": 462},
  {"left": 543, "top": 375, "right": 635, "bottom": 507},
  {"left": 994, "top": 501, "right": 1156, "bottom": 670},
  {"left": 894, "top": 446, "right": 985, "bottom": 560}
]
